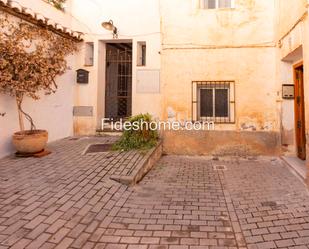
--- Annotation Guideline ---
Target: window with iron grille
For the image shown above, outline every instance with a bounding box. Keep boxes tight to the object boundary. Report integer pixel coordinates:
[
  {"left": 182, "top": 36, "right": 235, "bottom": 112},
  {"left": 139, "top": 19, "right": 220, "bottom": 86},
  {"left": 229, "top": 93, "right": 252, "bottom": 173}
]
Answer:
[
  {"left": 192, "top": 81, "right": 235, "bottom": 123},
  {"left": 200, "top": 0, "right": 234, "bottom": 9}
]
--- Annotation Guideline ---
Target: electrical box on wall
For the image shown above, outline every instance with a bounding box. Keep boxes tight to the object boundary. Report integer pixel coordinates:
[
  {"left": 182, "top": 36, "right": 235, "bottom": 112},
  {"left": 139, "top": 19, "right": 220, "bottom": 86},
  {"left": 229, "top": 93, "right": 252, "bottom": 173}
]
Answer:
[
  {"left": 76, "top": 69, "right": 89, "bottom": 84},
  {"left": 282, "top": 84, "right": 294, "bottom": 99}
]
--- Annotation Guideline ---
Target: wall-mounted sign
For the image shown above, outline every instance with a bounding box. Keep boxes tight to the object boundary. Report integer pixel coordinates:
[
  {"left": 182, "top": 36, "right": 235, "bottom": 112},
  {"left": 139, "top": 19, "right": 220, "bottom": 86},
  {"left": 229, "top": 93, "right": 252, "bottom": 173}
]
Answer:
[
  {"left": 76, "top": 69, "right": 89, "bottom": 84},
  {"left": 282, "top": 84, "right": 294, "bottom": 99},
  {"left": 136, "top": 69, "right": 160, "bottom": 93},
  {"left": 73, "top": 106, "right": 93, "bottom": 116}
]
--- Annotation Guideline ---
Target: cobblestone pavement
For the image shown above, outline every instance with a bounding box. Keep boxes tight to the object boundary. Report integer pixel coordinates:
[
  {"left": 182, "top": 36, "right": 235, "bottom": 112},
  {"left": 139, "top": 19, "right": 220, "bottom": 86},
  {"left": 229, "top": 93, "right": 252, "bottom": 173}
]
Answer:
[{"left": 0, "top": 138, "right": 309, "bottom": 249}]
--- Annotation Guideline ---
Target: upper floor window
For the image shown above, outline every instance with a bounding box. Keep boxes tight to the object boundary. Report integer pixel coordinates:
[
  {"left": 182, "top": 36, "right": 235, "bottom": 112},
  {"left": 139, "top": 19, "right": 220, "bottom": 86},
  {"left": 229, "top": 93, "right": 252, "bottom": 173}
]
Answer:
[{"left": 200, "top": 0, "right": 234, "bottom": 9}]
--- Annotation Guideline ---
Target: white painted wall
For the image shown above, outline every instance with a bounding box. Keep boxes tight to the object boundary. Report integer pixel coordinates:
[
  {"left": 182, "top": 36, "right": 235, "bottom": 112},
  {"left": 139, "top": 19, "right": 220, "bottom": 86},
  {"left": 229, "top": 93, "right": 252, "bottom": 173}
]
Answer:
[
  {"left": 0, "top": 2, "right": 77, "bottom": 158},
  {"left": 70, "top": 0, "right": 162, "bottom": 135},
  {"left": 14, "top": 0, "right": 73, "bottom": 27}
]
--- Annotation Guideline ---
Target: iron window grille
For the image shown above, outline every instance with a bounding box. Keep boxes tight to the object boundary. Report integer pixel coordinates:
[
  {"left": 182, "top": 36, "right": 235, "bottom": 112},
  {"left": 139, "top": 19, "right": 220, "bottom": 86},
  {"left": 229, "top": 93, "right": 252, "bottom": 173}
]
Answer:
[{"left": 192, "top": 81, "right": 235, "bottom": 123}]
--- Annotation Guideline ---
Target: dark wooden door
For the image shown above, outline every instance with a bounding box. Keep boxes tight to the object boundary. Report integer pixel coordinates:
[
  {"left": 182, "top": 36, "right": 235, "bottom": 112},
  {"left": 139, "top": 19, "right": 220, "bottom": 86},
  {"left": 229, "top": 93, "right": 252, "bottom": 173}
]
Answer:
[{"left": 294, "top": 63, "right": 306, "bottom": 160}]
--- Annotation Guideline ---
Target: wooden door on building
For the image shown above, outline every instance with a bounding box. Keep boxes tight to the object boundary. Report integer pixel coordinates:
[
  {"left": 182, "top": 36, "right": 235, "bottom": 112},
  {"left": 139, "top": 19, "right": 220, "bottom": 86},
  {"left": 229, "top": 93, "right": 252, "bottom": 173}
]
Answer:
[{"left": 294, "top": 62, "right": 306, "bottom": 160}]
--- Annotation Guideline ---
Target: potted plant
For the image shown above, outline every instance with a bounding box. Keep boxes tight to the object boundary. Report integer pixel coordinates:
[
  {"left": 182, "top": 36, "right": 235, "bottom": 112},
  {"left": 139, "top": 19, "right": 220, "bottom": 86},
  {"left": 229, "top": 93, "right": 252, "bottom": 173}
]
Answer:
[{"left": 0, "top": 14, "right": 77, "bottom": 154}]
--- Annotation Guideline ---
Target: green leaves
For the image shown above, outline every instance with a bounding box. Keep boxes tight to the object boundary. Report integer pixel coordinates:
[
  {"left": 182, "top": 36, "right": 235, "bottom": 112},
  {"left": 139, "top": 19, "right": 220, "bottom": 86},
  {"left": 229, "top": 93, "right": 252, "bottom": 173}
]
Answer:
[
  {"left": 48, "top": 0, "right": 66, "bottom": 10},
  {"left": 113, "top": 114, "right": 159, "bottom": 151}
]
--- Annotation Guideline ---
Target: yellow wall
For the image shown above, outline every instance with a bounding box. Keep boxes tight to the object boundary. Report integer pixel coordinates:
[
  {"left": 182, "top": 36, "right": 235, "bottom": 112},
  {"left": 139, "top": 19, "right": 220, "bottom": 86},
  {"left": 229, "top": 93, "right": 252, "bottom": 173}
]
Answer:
[{"left": 160, "top": 0, "right": 279, "bottom": 131}]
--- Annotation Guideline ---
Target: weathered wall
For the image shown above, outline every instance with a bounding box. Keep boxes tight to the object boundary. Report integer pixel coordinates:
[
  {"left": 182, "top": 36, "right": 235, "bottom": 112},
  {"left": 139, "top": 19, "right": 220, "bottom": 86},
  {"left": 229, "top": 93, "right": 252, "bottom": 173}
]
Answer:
[
  {"left": 0, "top": 3, "right": 76, "bottom": 158},
  {"left": 71, "top": 0, "right": 162, "bottom": 135},
  {"left": 161, "top": 0, "right": 275, "bottom": 47},
  {"left": 161, "top": 48, "right": 279, "bottom": 131},
  {"left": 160, "top": 0, "right": 279, "bottom": 132},
  {"left": 163, "top": 130, "right": 281, "bottom": 156}
]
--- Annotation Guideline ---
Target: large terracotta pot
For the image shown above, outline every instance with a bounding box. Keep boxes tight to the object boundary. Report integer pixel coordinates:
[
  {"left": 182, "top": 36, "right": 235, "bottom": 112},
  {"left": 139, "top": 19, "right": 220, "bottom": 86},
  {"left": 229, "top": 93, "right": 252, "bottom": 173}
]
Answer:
[{"left": 12, "top": 130, "right": 48, "bottom": 154}]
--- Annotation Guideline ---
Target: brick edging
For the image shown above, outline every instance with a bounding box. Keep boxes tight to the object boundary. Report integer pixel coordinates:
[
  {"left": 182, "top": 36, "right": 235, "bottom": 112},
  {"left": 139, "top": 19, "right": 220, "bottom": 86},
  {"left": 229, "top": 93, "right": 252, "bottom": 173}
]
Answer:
[{"left": 110, "top": 141, "right": 163, "bottom": 186}]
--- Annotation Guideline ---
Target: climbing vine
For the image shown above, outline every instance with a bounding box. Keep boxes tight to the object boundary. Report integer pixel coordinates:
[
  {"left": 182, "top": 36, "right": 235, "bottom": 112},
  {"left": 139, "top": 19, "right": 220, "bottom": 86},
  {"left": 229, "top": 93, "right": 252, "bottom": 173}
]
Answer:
[
  {"left": 0, "top": 13, "right": 78, "bottom": 131},
  {"left": 47, "top": 0, "right": 66, "bottom": 10}
]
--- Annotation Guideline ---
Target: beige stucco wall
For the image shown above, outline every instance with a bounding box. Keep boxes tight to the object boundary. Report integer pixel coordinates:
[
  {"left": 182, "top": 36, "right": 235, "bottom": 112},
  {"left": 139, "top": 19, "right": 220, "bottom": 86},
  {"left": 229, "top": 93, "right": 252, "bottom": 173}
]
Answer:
[
  {"left": 160, "top": 0, "right": 279, "bottom": 131},
  {"left": 277, "top": 0, "right": 308, "bottom": 39},
  {"left": 161, "top": 0, "right": 275, "bottom": 47},
  {"left": 0, "top": 2, "right": 77, "bottom": 158}
]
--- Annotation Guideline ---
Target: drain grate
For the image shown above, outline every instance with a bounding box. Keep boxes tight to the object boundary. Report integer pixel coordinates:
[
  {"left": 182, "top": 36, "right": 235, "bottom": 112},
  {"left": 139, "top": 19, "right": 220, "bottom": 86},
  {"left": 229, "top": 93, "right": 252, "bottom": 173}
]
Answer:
[
  {"left": 213, "top": 165, "right": 227, "bottom": 171},
  {"left": 261, "top": 201, "right": 277, "bottom": 207},
  {"left": 84, "top": 144, "right": 113, "bottom": 154}
]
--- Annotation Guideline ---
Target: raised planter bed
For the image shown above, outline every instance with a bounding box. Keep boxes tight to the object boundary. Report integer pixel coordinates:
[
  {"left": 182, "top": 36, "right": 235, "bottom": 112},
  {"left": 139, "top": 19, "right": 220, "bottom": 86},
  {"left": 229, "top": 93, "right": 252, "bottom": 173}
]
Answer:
[{"left": 110, "top": 141, "right": 163, "bottom": 186}]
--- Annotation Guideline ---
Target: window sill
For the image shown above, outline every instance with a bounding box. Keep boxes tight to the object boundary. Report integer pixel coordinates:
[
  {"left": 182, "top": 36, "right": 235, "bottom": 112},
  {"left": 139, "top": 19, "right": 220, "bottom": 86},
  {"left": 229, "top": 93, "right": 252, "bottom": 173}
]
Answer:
[{"left": 196, "top": 120, "right": 235, "bottom": 124}]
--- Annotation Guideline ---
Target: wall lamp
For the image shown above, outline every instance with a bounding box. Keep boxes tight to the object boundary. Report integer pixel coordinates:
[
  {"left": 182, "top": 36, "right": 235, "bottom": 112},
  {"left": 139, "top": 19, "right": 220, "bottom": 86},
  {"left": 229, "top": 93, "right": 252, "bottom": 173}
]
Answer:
[{"left": 101, "top": 20, "right": 118, "bottom": 39}]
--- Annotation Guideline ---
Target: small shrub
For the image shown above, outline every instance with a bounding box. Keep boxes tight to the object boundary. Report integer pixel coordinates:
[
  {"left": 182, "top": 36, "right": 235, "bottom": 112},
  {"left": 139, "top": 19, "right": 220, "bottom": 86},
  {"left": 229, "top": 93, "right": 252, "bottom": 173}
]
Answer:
[{"left": 113, "top": 113, "right": 159, "bottom": 151}]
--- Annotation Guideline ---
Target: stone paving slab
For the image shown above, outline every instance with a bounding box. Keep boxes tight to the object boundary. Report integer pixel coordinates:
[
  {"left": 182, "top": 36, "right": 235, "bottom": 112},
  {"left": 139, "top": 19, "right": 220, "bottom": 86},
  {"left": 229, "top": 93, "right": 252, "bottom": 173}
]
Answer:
[{"left": 0, "top": 138, "right": 309, "bottom": 249}]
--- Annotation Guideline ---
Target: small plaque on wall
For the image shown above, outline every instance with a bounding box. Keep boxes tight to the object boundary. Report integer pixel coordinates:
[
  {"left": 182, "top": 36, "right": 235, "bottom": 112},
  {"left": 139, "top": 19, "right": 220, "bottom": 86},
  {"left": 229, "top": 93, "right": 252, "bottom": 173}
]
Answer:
[
  {"left": 136, "top": 70, "right": 160, "bottom": 93},
  {"left": 282, "top": 84, "right": 294, "bottom": 99},
  {"left": 73, "top": 106, "right": 93, "bottom": 116}
]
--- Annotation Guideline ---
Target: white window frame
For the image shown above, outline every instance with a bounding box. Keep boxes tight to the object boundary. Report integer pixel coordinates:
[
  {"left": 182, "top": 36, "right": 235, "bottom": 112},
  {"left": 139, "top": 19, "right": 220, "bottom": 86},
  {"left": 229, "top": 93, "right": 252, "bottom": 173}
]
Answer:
[
  {"left": 200, "top": 0, "right": 235, "bottom": 9},
  {"left": 191, "top": 81, "right": 235, "bottom": 123}
]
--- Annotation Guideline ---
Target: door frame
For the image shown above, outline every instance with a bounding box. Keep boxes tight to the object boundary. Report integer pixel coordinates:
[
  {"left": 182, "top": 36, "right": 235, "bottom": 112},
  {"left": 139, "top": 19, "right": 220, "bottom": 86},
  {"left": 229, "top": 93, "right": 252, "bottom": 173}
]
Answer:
[{"left": 293, "top": 61, "right": 306, "bottom": 160}]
